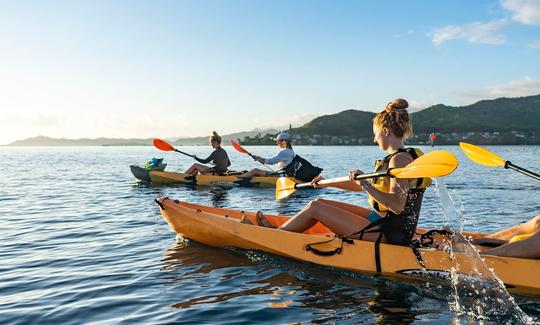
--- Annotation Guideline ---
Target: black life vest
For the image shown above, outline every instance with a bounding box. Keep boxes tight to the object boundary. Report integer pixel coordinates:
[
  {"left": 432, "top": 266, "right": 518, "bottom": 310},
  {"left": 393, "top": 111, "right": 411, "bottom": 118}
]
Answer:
[{"left": 279, "top": 155, "right": 323, "bottom": 182}]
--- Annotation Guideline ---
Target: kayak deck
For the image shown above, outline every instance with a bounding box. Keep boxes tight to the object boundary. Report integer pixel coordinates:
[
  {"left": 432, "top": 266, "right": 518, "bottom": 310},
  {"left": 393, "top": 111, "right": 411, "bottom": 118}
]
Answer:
[
  {"left": 149, "top": 171, "right": 296, "bottom": 187},
  {"left": 157, "top": 198, "right": 540, "bottom": 295}
]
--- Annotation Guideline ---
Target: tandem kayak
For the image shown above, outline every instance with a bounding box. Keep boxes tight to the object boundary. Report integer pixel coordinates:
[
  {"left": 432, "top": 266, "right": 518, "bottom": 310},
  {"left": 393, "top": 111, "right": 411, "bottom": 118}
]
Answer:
[
  {"left": 149, "top": 171, "right": 299, "bottom": 188},
  {"left": 156, "top": 197, "right": 540, "bottom": 295}
]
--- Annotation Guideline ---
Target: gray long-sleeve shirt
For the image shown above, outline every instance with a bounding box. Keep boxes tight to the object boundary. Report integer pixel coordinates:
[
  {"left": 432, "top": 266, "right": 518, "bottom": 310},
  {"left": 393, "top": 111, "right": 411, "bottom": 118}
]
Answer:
[{"left": 195, "top": 147, "right": 231, "bottom": 173}]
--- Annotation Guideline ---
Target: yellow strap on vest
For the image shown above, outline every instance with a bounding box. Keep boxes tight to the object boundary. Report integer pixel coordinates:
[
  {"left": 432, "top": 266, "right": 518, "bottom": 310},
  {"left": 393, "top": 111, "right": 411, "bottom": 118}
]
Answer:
[{"left": 368, "top": 148, "right": 431, "bottom": 212}]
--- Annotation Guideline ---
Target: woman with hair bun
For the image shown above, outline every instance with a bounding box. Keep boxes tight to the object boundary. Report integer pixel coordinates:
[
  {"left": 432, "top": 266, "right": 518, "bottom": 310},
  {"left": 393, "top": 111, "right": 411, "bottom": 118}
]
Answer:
[
  {"left": 250, "top": 99, "right": 431, "bottom": 249},
  {"left": 185, "top": 131, "right": 231, "bottom": 175}
]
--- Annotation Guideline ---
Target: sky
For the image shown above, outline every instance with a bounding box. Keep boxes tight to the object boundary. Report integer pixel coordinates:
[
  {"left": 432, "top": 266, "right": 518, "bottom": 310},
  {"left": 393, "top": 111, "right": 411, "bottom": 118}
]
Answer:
[{"left": 1, "top": 0, "right": 540, "bottom": 144}]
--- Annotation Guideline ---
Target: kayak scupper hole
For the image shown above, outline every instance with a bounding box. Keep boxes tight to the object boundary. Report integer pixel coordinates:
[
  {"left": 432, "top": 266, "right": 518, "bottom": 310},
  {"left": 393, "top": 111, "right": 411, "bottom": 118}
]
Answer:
[
  {"left": 225, "top": 215, "right": 229, "bottom": 218},
  {"left": 196, "top": 209, "right": 201, "bottom": 213}
]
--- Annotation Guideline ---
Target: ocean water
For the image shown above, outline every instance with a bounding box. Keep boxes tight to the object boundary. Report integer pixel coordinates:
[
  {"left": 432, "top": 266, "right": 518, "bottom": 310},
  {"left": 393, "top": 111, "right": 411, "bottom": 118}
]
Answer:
[{"left": 1, "top": 145, "right": 539, "bottom": 324}]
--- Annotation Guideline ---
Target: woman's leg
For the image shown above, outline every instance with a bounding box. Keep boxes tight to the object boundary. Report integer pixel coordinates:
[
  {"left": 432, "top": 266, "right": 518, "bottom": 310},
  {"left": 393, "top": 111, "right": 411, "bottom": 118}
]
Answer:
[
  {"left": 486, "top": 215, "right": 540, "bottom": 241},
  {"left": 276, "top": 198, "right": 380, "bottom": 240},
  {"left": 311, "top": 198, "right": 371, "bottom": 217},
  {"left": 481, "top": 231, "right": 540, "bottom": 259},
  {"left": 240, "top": 168, "right": 267, "bottom": 178},
  {"left": 185, "top": 163, "right": 211, "bottom": 174}
]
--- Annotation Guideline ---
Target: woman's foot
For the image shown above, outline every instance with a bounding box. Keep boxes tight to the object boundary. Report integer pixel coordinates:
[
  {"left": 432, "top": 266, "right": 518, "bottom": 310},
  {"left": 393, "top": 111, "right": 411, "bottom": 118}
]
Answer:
[
  {"left": 255, "top": 211, "right": 275, "bottom": 228},
  {"left": 240, "top": 215, "right": 253, "bottom": 225}
]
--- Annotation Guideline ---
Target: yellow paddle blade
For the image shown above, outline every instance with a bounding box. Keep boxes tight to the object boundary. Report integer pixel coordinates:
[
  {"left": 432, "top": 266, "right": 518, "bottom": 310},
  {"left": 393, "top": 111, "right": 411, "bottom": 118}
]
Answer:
[
  {"left": 276, "top": 177, "right": 298, "bottom": 200},
  {"left": 459, "top": 142, "right": 505, "bottom": 167},
  {"left": 389, "top": 150, "right": 458, "bottom": 178}
]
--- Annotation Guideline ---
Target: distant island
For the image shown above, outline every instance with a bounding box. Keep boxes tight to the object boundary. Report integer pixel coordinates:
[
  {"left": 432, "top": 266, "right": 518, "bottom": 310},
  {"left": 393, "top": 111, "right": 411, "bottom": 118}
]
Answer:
[
  {"left": 7, "top": 94, "right": 540, "bottom": 146},
  {"left": 7, "top": 129, "right": 278, "bottom": 147}
]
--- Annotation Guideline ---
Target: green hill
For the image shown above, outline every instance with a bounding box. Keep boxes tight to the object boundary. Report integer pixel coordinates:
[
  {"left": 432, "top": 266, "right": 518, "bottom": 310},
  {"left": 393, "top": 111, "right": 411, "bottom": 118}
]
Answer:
[
  {"left": 295, "top": 110, "right": 375, "bottom": 138},
  {"left": 241, "top": 94, "right": 540, "bottom": 145}
]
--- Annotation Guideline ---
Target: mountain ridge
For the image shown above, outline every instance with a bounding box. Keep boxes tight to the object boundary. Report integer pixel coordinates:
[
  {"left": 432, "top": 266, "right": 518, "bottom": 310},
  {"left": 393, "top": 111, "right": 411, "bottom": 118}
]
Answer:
[{"left": 7, "top": 94, "right": 540, "bottom": 146}]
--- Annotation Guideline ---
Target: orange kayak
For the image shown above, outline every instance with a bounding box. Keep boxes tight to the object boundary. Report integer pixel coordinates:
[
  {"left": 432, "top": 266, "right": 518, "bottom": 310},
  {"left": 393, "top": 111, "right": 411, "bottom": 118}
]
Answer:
[{"left": 156, "top": 197, "right": 540, "bottom": 295}]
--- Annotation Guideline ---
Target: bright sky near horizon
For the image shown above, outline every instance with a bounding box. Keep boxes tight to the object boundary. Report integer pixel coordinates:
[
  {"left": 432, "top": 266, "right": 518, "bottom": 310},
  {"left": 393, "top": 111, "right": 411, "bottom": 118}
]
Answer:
[{"left": 1, "top": 0, "right": 540, "bottom": 144}]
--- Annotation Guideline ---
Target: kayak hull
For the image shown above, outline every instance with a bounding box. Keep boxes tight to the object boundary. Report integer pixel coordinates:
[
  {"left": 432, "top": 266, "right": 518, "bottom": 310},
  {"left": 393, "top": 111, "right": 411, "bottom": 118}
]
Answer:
[
  {"left": 157, "top": 198, "right": 540, "bottom": 295},
  {"left": 130, "top": 165, "right": 151, "bottom": 182},
  {"left": 149, "top": 171, "right": 295, "bottom": 188},
  {"left": 131, "top": 164, "right": 167, "bottom": 182}
]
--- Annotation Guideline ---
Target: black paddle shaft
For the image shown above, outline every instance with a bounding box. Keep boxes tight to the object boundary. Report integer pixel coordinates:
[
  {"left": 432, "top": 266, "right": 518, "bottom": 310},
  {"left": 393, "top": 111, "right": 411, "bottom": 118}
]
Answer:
[
  {"left": 174, "top": 149, "right": 195, "bottom": 158},
  {"left": 506, "top": 162, "right": 540, "bottom": 181}
]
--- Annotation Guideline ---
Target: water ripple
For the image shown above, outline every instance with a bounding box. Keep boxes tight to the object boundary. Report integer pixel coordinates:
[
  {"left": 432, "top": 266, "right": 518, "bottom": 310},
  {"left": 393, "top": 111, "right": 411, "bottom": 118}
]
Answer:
[{"left": 1, "top": 145, "right": 539, "bottom": 324}]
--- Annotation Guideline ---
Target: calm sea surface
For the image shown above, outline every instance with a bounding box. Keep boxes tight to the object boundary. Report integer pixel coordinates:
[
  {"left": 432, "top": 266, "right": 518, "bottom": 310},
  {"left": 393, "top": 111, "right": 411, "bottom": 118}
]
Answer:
[{"left": 1, "top": 145, "right": 539, "bottom": 324}]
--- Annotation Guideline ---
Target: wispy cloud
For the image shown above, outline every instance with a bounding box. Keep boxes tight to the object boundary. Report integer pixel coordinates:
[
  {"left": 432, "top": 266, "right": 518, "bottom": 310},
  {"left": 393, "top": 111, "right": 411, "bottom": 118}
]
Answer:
[
  {"left": 501, "top": 0, "right": 540, "bottom": 25},
  {"left": 528, "top": 40, "right": 540, "bottom": 48},
  {"left": 430, "top": 19, "right": 508, "bottom": 46},
  {"left": 393, "top": 30, "right": 415, "bottom": 38},
  {"left": 452, "top": 76, "right": 540, "bottom": 104}
]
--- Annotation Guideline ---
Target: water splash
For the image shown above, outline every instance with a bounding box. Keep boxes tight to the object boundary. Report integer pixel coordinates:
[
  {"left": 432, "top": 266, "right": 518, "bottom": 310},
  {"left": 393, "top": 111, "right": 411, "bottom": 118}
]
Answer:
[{"left": 435, "top": 178, "right": 536, "bottom": 323}]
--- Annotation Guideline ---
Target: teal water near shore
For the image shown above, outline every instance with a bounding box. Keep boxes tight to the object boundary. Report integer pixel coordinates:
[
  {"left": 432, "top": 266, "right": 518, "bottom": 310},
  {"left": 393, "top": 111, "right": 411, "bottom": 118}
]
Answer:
[{"left": 1, "top": 145, "right": 539, "bottom": 324}]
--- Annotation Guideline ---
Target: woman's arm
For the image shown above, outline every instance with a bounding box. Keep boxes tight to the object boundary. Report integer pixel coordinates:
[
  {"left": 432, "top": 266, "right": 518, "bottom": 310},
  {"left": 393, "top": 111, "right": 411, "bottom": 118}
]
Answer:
[
  {"left": 195, "top": 150, "right": 216, "bottom": 164},
  {"left": 360, "top": 153, "right": 412, "bottom": 214},
  {"left": 264, "top": 151, "right": 286, "bottom": 165}
]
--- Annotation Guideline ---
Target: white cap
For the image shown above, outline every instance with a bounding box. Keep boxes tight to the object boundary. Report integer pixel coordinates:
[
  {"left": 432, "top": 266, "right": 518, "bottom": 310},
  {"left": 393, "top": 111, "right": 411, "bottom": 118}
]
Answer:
[{"left": 274, "top": 132, "right": 290, "bottom": 141}]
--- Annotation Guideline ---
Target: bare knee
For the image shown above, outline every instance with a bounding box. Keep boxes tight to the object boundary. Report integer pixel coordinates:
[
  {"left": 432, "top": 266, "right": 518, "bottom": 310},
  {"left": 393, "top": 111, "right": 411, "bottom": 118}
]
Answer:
[
  {"left": 305, "top": 199, "right": 322, "bottom": 210},
  {"left": 315, "top": 198, "right": 330, "bottom": 205},
  {"left": 533, "top": 215, "right": 540, "bottom": 232}
]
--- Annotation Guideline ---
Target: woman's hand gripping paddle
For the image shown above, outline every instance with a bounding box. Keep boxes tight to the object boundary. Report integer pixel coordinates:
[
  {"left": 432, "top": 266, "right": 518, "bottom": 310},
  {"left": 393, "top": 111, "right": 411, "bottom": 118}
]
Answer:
[
  {"left": 153, "top": 138, "right": 195, "bottom": 158},
  {"left": 459, "top": 142, "right": 540, "bottom": 181},
  {"left": 276, "top": 150, "right": 459, "bottom": 200},
  {"left": 230, "top": 139, "right": 275, "bottom": 172}
]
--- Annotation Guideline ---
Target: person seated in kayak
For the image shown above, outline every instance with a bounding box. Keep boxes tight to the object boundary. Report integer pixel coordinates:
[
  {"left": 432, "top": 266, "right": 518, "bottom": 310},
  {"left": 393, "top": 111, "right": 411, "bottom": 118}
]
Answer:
[
  {"left": 185, "top": 131, "right": 231, "bottom": 175},
  {"left": 239, "top": 132, "right": 296, "bottom": 178},
  {"left": 247, "top": 99, "right": 431, "bottom": 246},
  {"left": 471, "top": 215, "right": 540, "bottom": 259}
]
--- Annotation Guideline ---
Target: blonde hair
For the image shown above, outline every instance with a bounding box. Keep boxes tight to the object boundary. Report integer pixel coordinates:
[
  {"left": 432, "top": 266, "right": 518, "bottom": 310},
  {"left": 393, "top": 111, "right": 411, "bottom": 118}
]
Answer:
[
  {"left": 209, "top": 131, "right": 221, "bottom": 144},
  {"left": 373, "top": 98, "right": 412, "bottom": 139}
]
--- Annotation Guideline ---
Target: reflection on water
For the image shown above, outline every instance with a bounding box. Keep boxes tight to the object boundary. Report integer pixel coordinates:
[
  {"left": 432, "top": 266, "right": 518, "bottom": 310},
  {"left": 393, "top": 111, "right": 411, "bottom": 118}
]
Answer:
[
  {"left": 207, "top": 187, "right": 230, "bottom": 207},
  {"left": 161, "top": 240, "right": 453, "bottom": 323}
]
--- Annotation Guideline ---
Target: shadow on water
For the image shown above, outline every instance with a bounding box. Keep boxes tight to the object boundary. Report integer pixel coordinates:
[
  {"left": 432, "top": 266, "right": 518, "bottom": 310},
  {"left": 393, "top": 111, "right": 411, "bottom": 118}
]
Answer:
[{"left": 159, "top": 239, "right": 453, "bottom": 323}]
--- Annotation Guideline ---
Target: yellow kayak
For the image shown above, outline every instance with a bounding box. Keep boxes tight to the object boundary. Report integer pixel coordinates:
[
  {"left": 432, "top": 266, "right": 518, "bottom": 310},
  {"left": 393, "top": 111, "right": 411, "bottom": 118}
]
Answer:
[
  {"left": 156, "top": 197, "right": 540, "bottom": 295},
  {"left": 149, "top": 171, "right": 297, "bottom": 188}
]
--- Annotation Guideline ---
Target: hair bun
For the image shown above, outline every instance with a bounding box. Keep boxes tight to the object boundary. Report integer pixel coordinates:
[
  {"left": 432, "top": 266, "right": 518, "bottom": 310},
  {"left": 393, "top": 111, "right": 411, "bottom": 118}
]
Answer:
[
  {"left": 385, "top": 98, "right": 409, "bottom": 113},
  {"left": 212, "top": 131, "right": 219, "bottom": 137}
]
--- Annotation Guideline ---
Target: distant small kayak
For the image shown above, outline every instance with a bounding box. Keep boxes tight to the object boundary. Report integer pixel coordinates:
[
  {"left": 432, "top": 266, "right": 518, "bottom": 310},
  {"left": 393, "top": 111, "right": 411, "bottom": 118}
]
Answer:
[
  {"left": 149, "top": 170, "right": 298, "bottom": 188},
  {"left": 130, "top": 164, "right": 166, "bottom": 182}
]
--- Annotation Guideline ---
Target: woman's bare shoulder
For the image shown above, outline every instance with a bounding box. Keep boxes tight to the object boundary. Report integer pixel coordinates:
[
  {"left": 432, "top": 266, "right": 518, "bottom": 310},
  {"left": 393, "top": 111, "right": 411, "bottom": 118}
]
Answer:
[{"left": 389, "top": 151, "right": 414, "bottom": 168}]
